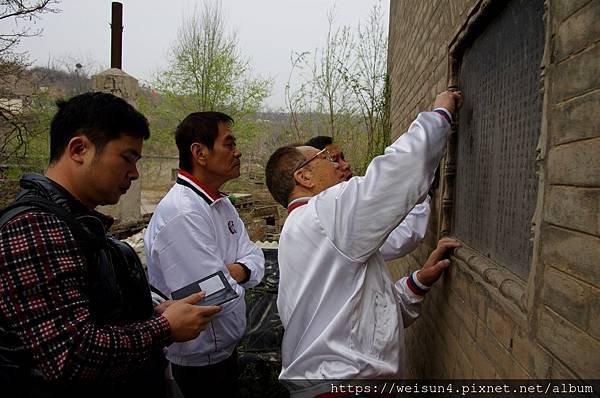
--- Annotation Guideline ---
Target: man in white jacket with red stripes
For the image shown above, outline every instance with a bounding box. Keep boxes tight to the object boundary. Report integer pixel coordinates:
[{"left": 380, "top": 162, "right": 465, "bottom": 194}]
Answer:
[
  {"left": 145, "top": 112, "right": 264, "bottom": 398},
  {"left": 265, "top": 91, "right": 462, "bottom": 396}
]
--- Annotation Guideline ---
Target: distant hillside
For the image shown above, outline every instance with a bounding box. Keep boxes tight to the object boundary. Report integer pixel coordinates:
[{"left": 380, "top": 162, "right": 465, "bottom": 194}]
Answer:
[{"left": 30, "top": 66, "right": 92, "bottom": 97}]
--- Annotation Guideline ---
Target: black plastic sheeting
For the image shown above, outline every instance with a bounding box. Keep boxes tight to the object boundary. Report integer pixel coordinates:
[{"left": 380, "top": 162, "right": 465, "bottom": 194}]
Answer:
[{"left": 239, "top": 248, "right": 289, "bottom": 397}]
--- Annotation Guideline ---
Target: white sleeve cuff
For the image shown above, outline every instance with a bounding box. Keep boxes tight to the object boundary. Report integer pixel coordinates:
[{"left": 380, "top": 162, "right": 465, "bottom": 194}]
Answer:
[
  {"left": 412, "top": 270, "right": 431, "bottom": 291},
  {"left": 433, "top": 107, "right": 452, "bottom": 122}
]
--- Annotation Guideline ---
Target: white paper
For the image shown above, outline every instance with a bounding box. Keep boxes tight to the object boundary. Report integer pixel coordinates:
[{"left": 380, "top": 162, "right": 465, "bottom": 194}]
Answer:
[{"left": 198, "top": 275, "right": 226, "bottom": 296}]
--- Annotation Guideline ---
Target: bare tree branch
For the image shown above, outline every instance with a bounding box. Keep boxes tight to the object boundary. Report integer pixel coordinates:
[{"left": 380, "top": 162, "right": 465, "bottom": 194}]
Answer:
[{"left": 0, "top": 0, "right": 60, "bottom": 163}]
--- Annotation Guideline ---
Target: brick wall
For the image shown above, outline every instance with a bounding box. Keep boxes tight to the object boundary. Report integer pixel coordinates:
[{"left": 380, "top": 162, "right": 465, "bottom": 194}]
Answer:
[{"left": 387, "top": 0, "right": 599, "bottom": 379}]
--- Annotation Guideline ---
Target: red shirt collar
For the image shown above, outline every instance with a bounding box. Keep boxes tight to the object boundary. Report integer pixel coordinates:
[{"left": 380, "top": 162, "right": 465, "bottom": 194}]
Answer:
[
  {"left": 287, "top": 199, "right": 309, "bottom": 214},
  {"left": 178, "top": 169, "right": 224, "bottom": 201}
]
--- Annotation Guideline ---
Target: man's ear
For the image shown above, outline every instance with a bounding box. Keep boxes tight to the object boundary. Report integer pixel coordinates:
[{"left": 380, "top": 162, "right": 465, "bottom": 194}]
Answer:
[
  {"left": 293, "top": 168, "right": 314, "bottom": 189},
  {"left": 190, "top": 142, "right": 208, "bottom": 167},
  {"left": 66, "top": 135, "right": 91, "bottom": 164}
]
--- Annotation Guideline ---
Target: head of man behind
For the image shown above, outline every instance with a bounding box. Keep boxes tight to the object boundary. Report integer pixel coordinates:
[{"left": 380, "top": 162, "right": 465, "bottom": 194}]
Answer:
[
  {"left": 265, "top": 144, "right": 344, "bottom": 207},
  {"left": 304, "top": 136, "right": 353, "bottom": 180},
  {"left": 45, "top": 92, "right": 150, "bottom": 209},
  {"left": 175, "top": 112, "right": 241, "bottom": 192}
]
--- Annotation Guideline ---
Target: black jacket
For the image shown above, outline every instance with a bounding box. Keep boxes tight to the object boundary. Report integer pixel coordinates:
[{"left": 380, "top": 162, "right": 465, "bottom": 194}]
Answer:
[{"left": 0, "top": 173, "right": 167, "bottom": 398}]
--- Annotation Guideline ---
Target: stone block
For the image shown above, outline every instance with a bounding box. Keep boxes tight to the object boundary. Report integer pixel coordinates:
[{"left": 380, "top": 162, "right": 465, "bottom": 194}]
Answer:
[
  {"left": 416, "top": 307, "right": 436, "bottom": 346},
  {"left": 552, "top": 0, "right": 594, "bottom": 30},
  {"left": 485, "top": 304, "right": 515, "bottom": 351},
  {"left": 538, "top": 308, "right": 600, "bottom": 379},
  {"left": 542, "top": 226, "right": 600, "bottom": 287},
  {"left": 554, "top": 0, "right": 600, "bottom": 61},
  {"left": 549, "top": 356, "right": 578, "bottom": 379},
  {"left": 550, "top": 90, "right": 600, "bottom": 146},
  {"left": 448, "top": 263, "right": 470, "bottom": 302},
  {"left": 448, "top": 337, "right": 474, "bottom": 379},
  {"left": 458, "top": 327, "right": 497, "bottom": 379},
  {"left": 442, "top": 294, "right": 463, "bottom": 338},
  {"left": 548, "top": 138, "right": 600, "bottom": 186},
  {"left": 432, "top": 310, "right": 473, "bottom": 379},
  {"left": 435, "top": 324, "right": 455, "bottom": 379},
  {"left": 541, "top": 267, "right": 590, "bottom": 329},
  {"left": 589, "top": 290, "right": 600, "bottom": 340},
  {"left": 475, "top": 319, "right": 530, "bottom": 378},
  {"left": 468, "top": 280, "right": 489, "bottom": 322},
  {"left": 544, "top": 186, "right": 600, "bottom": 236},
  {"left": 511, "top": 328, "right": 554, "bottom": 378},
  {"left": 448, "top": 289, "right": 477, "bottom": 339},
  {"left": 550, "top": 44, "right": 600, "bottom": 104}
]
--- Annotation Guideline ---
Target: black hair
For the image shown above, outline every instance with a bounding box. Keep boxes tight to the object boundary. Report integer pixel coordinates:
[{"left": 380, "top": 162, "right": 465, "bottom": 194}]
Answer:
[
  {"left": 175, "top": 112, "right": 234, "bottom": 172},
  {"left": 304, "top": 136, "right": 332, "bottom": 150},
  {"left": 49, "top": 92, "right": 150, "bottom": 163},
  {"left": 265, "top": 145, "right": 305, "bottom": 207}
]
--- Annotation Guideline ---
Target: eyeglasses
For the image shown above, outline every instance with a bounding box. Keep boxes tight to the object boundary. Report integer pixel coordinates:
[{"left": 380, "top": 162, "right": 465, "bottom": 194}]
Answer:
[{"left": 293, "top": 148, "right": 337, "bottom": 173}]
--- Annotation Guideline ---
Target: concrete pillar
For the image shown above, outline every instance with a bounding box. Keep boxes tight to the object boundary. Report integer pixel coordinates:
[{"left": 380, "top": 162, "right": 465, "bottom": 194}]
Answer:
[{"left": 92, "top": 68, "right": 141, "bottom": 223}]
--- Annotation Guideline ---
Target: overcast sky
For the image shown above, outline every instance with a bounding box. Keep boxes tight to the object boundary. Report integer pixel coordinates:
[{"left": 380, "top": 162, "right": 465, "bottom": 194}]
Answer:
[{"left": 11, "top": 0, "right": 389, "bottom": 110}]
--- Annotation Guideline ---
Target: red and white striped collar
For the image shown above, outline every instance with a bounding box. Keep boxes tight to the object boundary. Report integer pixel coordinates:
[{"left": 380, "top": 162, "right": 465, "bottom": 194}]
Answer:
[
  {"left": 177, "top": 169, "right": 226, "bottom": 205},
  {"left": 287, "top": 197, "right": 311, "bottom": 214}
]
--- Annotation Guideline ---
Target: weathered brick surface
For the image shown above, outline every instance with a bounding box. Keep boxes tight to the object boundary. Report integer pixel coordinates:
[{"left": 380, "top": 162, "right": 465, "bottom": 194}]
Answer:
[
  {"left": 553, "top": 0, "right": 600, "bottom": 62},
  {"left": 538, "top": 308, "right": 600, "bottom": 379},
  {"left": 548, "top": 138, "right": 600, "bottom": 186},
  {"left": 542, "top": 226, "right": 600, "bottom": 287},
  {"left": 475, "top": 318, "right": 531, "bottom": 378},
  {"left": 457, "top": 323, "right": 498, "bottom": 378},
  {"left": 552, "top": 0, "right": 592, "bottom": 27},
  {"left": 542, "top": 267, "right": 593, "bottom": 329},
  {"left": 544, "top": 186, "right": 600, "bottom": 235},
  {"left": 389, "top": 0, "right": 599, "bottom": 382},
  {"left": 511, "top": 328, "right": 555, "bottom": 378},
  {"left": 550, "top": 90, "right": 600, "bottom": 146},
  {"left": 485, "top": 305, "right": 515, "bottom": 351},
  {"left": 550, "top": 42, "right": 600, "bottom": 103},
  {"left": 589, "top": 290, "right": 600, "bottom": 340}
]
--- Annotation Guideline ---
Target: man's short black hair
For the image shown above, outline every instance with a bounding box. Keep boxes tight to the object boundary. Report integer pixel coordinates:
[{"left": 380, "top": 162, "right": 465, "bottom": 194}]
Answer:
[
  {"left": 265, "top": 145, "right": 305, "bottom": 207},
  {"left": 175, "top": 112, "right": 234, "bottom": 172},
  {"left": 304, "top": 136, "right": 332, "bottom": 150},
  {"left": 49, "top": 92, "right": 150, "bottom": 163}
]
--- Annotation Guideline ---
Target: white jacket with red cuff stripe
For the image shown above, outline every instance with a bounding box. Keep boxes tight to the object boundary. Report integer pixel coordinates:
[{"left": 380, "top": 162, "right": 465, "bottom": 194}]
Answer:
[{"left": 277, "top": 109, "right": 451, "bottom": 395}]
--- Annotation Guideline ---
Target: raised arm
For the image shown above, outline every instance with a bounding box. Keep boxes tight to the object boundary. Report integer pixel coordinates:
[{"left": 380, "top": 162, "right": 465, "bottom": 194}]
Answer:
[
  {"left": 380, "top": 198, "right": 431, "bottom": 261},
  {"left": 314, "top": 91, "right": 460, "bottom": 262}
]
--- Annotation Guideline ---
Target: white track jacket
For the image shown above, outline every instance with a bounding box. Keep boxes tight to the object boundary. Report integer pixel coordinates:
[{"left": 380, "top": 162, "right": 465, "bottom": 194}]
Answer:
[
  {"left": 145, "top": 171, "right": 265, "bottom": 366},
  {"left": 277, "top": 110, "right": 451, "bottom": 394}
]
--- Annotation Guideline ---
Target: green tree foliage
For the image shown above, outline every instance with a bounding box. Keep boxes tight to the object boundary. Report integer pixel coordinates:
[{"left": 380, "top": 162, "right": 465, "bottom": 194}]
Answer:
[
  {"left": 343, "top": 2, "right": 390, "bottom": 171},
  {"left": 142, "top": 1, "right": 272, "bottom": 155},
  {"left": 285, "top": 2, "right": 390, "bottom": 174},
  {"left": 309, "top": 6, "right": 354, "bottom": 141}
]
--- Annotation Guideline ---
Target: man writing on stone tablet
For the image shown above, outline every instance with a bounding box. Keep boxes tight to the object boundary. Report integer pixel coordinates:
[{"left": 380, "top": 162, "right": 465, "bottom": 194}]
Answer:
[{"left": 265, "top": 90, "right": 462, "bottom": 396}]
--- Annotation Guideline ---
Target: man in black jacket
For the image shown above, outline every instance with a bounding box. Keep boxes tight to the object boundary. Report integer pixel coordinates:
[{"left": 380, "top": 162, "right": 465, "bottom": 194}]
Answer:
[{"left": 0, "top": 92, "right": 220, "bottom": 397}]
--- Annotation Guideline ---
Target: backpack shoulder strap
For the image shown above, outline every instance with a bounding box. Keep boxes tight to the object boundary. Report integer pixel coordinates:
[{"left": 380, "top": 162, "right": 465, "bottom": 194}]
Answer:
[{"left": 0, "top": 197, "right": 93, "bottom": 246}]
